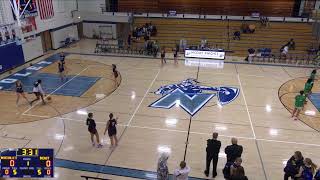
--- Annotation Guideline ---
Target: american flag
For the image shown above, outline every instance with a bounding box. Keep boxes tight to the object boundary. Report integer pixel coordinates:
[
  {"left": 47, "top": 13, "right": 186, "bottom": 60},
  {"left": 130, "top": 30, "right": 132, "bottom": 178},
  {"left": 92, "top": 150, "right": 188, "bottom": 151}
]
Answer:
[{"left": 37, "top": 0, "right": 54, "bottom": 20}]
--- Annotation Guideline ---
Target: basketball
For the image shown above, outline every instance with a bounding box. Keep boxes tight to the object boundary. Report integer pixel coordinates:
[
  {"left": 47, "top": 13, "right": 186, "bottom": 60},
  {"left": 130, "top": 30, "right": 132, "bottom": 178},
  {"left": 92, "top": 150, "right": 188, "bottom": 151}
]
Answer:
[{"left": 47, "top": 97, "right": 52, "bottom": 101}]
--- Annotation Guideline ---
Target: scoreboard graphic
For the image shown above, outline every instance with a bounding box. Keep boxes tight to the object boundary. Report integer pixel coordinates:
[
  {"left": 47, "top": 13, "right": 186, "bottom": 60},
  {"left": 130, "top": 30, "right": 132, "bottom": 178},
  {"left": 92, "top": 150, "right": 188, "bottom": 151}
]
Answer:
[{"left": 0, "top": 148, "right": 54, "bottom": 178}]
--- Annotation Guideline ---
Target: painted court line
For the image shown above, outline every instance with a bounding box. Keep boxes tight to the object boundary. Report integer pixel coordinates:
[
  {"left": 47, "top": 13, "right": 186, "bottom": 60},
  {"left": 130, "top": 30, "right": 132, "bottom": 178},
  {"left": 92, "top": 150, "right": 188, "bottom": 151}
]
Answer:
[
  {"left": 126, "top": 69, "right": 160, "bottom": 126},
  {"left": 22, "top": 66, "right": 90, "bottom": 115},
  {"left": 237, "top": 74, "right": 256, "bottom": 138},
  {"left": 23, "top": 115, "right": 318, "bottom": 148},
  {"left": 55, "top": 158, "right": 206, "bottom": 180},
  {"left": 237, "top": 73, "right": 268, "bottom": 180}
]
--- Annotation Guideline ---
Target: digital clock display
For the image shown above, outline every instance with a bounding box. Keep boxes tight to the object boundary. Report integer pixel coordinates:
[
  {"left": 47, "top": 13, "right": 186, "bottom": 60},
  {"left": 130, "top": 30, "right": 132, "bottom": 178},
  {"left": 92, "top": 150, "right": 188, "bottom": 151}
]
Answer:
[{"left": 0, "top": 148, "right": 54, "bottom": 178}]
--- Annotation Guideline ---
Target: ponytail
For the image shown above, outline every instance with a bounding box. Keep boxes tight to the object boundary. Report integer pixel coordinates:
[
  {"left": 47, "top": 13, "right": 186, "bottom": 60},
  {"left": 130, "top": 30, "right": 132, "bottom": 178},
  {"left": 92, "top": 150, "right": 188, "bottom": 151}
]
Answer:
[
  {"left": 311, "top": 162, "right": 317, "bottom": 173},
  {"left": 305, "top": 158, "right": 317, "bottom": 173}
]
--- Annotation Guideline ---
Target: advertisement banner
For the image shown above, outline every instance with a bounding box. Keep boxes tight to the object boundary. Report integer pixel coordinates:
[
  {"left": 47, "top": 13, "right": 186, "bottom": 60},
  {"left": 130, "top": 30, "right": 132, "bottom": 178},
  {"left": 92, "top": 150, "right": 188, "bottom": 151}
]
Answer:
[{"left": 185, "top": 49, "right": 225, "bottom": 60}]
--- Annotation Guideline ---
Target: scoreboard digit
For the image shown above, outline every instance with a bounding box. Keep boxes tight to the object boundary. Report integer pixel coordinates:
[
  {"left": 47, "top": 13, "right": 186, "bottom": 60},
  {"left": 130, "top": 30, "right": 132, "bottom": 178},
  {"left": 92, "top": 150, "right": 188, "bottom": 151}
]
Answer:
[{"left": 0, "top": 148, "right": 54, "bottom": 178}]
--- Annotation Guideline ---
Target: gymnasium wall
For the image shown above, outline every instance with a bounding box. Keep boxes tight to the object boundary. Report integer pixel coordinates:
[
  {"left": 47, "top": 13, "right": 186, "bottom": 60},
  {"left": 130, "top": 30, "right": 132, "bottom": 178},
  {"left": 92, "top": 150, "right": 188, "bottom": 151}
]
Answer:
[
  {"left": 78, "top": 0, "right": 106, "bottom": 13},
  {"left": 50, "top": 25, "right": 79, "bottom": 49},
  {"left": 0, "top": 43, "right": 25, "bottom": 73},
  {"left": 22, "top": 36, "right": 44, "bottom": 62},
  {"left": 83, "top": 22, "right": 117, "bottom": 39},
  {"left": 118, "top": 0, "right": 295, "bottom": 16},
  {"left": 34, "top": 0, "right": 77, "bottom": 33}
]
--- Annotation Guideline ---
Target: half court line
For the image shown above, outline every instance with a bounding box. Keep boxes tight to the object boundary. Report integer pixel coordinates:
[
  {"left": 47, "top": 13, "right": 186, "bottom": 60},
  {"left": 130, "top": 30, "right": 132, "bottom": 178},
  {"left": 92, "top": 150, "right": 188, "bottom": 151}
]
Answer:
[
  {"left": 20, "top": 115, "right": 319, "bottom": 148},
  {"left": 96, "top": 68, "right": 161, "bottom": 179},
  {"left": 237, "top": 73, "right": 268, "bottom": 180}
]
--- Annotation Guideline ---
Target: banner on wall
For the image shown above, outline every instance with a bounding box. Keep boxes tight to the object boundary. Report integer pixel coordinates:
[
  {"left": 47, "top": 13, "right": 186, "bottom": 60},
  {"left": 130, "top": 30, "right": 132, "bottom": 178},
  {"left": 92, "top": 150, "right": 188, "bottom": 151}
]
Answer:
[
  {"left": 21, "top": 16, "right": 37, "bottom": 33},
  {"left": 11, "top": 0, "right": 38, "bottom": 19}
]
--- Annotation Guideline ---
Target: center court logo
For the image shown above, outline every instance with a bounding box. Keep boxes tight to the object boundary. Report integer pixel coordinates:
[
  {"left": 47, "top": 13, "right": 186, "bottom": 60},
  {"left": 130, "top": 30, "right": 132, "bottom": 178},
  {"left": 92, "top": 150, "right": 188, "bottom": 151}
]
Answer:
[{"left": 149, "top": 78, "right": 240, "bottom": 116}]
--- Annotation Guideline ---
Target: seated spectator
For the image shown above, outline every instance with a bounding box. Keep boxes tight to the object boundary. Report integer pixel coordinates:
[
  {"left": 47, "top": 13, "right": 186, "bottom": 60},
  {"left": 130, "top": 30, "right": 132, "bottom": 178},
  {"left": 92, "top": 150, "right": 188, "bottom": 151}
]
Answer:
[
  {"left": 241, "top": 23, "right": 249, "bottom": 33},
  {"left": 144, "top": 33, "right": 150, "bottom": 41},
  {"left": 233, "top": 31, "right": 241, "bottom": 40},
  {"left": 245, "top": 48, "right": 255, "bottom": 63},
  {"left": 260, "top": 16, "right": 269, "bottom": 27},
  {"left": 248, "top": 24, "right": 256, "bottom": 33},
  {"left": 284, "top": 151, "right": 304, "bottom": 180},
  {"left": 173, "top": 161, "right": 190, "bottom": 180},
  {"left": 230, "top": 158, "right": 248, "bottom": 180},
  {"left": 285, "top": 39, "right": 296, "bottom": 50},
  {"left": 295, "top": 158, "right": 317, "bottom": 180}
]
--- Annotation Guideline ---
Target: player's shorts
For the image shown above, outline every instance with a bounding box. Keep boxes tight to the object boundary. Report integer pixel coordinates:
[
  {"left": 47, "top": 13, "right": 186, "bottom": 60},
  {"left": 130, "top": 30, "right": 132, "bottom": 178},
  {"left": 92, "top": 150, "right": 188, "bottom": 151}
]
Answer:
[
  {"left": 295, "top": 106, "right": 303, "bottom": 110},
  {"left": 88, "top": 128, "right": 97, "bottom": 134}
]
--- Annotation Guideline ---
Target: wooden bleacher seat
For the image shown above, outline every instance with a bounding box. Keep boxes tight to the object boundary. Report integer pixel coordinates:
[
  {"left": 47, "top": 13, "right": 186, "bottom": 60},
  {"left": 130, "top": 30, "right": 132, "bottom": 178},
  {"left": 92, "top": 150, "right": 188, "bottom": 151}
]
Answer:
[{"left": 133, "top": 18, "right": 315, "bottom": 57}]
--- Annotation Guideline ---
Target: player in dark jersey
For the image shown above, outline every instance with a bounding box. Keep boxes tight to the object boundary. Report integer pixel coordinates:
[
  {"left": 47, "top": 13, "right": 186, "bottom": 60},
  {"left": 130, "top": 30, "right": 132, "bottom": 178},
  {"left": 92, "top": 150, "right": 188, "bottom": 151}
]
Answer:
[
  {"left": 104, "top": 113, "right": 118, "bottom": 148},
  {"left": 15, "top": 80, "right": 30, "bottom": 106},
  {"left": 60, "top": 52, "right": 66, "bottom": 63},
  {"left": 173, "top": 48, "right": 178, "bottom": 65},
  {"left": 58, "top": 52, "right": 67, "bottom": 81},
  {"left": 160, "top": 49, "right": 166, "bottom": 65},
  {"left": 58, "top": 61, "right": 66, "bottom": 81},
  {"left": 86, "top": 113, "right": 102, "bottom": 148}
]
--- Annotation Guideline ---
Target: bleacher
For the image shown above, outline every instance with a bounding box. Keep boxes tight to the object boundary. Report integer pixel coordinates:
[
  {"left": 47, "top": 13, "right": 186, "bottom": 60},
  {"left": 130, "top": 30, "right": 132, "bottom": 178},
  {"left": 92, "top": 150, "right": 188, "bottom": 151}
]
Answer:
[{"left": 133, "top": 18, "right": 316, "bottom": 58}]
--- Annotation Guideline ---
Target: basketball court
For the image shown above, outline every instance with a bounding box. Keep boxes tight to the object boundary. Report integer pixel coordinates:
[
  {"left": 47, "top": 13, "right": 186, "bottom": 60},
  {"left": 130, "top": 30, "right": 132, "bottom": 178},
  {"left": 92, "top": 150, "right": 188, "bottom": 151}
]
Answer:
[
  {"left": 0, "top": 39, "right": 320, "bottom": 179},
  {"left": 0, "top": 0, "right": 319, "bottom": 179}
]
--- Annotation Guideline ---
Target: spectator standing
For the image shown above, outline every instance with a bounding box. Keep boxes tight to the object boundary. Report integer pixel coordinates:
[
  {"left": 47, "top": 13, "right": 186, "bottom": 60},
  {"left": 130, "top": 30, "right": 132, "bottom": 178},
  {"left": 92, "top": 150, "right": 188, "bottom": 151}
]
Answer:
[
  {"left": 284, "top": 151, "right": 304, "bottom": 180},
  {"left": 225, "top": 138, "right": 243, "bottom": 163},
  {"left": 230, "top": 166, "right": 248, "bottom": 180},
  {"left": 4, "top": 27, "right": 10, "bottom": 42},
  {"left": 291, "top": 91, "right": 306, "bottom": 120},
  {"left": 204, "top": 132, "right": 221, "bottom": 178},
  {"left": 11, "top": 29, "right": 16, "bottom": 40},
  {"left": 281, "top": 45, "right": 289, "bottom": 60},
  {"left": 157, "top": 153, "right": 169, "bottom": 180},
  {"left": 230, "top": 158, "right": 247, "bottom": 180},
  {"left": 173, "top": 161, "right": 190, "bottom": 180},
  {"left": 295, "top": 158, "right": 317, "bottom": 179},
  {"left": 127, "top": 34, "right": 132, "bottom": 47}
]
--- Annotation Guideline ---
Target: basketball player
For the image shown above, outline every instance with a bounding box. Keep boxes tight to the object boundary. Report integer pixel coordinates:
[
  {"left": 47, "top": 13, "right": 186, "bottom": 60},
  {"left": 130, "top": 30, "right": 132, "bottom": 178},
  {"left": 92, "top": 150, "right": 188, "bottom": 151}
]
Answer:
[
  {"left": 86, "top": 113, "right": 103, "bottom": 148},
  {"left": 173, "top": 48, "right": 178, "bottom": 64},
  {"left": 161, "top": 49, "right": 166, "bottom": 65},
  {"left": 60, "top": 52, "right": 66, "bottom": 63},
  {"left": 59, "top": 52, "right": 67, "bottom": 81},
  {"left": 292, "top": 91, "right": 306, "bottom": 120},
  {"left": 58, "top": 61, "right": 66, "bottom": 82},
  {"left": 15, "top": 80, "right": 30, "bottom": 106},
  {"left": 104, "top": 113, "right": 118, "bottom": 148},
  {"left": 30, "top": 80, "right": 46, "bottom": 105}
]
